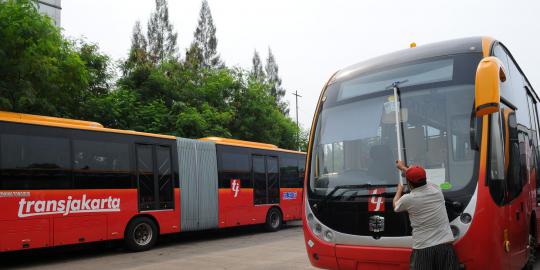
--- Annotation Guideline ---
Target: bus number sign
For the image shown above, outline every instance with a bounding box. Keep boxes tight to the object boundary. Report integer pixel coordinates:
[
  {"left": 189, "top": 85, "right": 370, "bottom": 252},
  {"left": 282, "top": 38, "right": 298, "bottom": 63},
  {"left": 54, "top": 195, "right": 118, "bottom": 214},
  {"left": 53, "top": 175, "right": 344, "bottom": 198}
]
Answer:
[{"left": 368, "top": 188, "right": 385, "bottom": 212}]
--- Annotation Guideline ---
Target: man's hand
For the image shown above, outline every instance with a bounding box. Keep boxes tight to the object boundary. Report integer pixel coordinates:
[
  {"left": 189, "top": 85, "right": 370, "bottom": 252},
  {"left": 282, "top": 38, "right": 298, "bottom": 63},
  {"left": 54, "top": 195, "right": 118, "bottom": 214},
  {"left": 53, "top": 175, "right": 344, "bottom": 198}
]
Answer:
[{"left": 395, "top": 160, "right": 408, "bottom": 172}]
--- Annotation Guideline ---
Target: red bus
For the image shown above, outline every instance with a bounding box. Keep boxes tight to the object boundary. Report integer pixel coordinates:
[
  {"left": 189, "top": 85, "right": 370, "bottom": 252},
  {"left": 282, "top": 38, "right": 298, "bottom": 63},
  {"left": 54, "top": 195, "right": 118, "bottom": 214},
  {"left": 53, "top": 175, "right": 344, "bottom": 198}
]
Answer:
[
  {"left": 303, "top": 37, "right": 539, "bottom": 269},
  {"left": 0, "top": 111, "right": 305, "bottom": 252}
]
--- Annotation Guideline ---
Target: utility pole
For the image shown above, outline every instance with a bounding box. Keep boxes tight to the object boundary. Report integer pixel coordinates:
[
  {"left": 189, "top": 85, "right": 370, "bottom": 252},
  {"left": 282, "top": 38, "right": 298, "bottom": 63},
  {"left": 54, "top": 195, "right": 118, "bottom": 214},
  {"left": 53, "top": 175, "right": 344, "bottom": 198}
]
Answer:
[{"left": 293, "top": 90, "right": 302, "bottom": 150}]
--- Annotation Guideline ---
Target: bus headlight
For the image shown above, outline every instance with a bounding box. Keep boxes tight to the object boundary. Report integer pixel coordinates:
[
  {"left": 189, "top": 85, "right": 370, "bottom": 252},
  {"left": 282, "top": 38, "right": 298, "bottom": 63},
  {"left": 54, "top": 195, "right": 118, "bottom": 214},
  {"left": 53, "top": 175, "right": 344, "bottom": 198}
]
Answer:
[
  {"left": 314, "top": 223, "right": 322, "bottom": 235},
  {"left": 450, "top": 225, "right": 460, "bottom": 239},
  {"left": 460, "top": 213, "right": 472, "bottom": 224},
  {"left": 307, "top": 213, "right": 314, "bottom": 223},
  {"left": 323, "top": 230, "right": 334, "bottom": 242}
]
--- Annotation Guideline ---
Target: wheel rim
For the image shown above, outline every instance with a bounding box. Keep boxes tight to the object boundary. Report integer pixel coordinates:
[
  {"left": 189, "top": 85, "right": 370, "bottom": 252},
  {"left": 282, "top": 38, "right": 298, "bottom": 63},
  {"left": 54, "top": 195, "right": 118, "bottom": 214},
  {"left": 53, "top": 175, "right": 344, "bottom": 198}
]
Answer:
[
  {"left": 270, "top": 211, "right": 280, "bottom": 228},
  {"left": 528, "top": 233, "right": 536, "bottom": 264},
  {"left": 133, "top": 223, "right": 153, "bottom": 246}
]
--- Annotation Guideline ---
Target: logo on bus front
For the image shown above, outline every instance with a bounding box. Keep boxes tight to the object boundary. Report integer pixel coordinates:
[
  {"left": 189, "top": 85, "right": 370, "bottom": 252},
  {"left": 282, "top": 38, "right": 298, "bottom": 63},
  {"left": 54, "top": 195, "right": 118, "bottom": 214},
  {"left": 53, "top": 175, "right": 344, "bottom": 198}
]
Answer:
[
  {"left": 368, "top": 188, "right": 385, "bottom": 212},
  {"left": 17, "top": 195, "right": 121, "bottom": 218},
  {"left": 369, "top": 215, "right": 385, "bottom": 232},
  {"left": 231, "top": 179, "right": 241, "bottom": 198}
]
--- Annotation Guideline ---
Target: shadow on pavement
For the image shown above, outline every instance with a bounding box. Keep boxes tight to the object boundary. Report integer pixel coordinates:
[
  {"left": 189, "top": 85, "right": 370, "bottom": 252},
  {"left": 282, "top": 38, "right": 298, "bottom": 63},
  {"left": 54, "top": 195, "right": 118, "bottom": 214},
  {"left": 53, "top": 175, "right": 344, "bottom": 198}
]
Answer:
[{"left": 1, "top": 222, "right": 303, "bottom": 269}]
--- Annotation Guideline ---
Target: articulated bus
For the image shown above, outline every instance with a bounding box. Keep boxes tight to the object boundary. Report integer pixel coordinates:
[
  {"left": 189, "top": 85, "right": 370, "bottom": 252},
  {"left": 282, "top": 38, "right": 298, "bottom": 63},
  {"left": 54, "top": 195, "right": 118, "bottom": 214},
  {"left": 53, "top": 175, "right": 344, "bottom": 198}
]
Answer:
[
  {"left": 0, "top": 111, "right": 305, "bottom": 252},
  {"left": 303, "top": 37, "right": 540, "bottom": 269}
]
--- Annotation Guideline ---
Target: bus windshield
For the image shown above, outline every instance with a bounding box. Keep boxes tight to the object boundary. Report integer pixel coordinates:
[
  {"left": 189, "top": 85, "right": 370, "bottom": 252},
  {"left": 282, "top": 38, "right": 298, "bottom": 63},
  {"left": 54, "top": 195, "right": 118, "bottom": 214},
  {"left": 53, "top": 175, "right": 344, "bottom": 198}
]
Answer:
[{"left": 310, "top": 56, "right": 481, "bottom": 199}]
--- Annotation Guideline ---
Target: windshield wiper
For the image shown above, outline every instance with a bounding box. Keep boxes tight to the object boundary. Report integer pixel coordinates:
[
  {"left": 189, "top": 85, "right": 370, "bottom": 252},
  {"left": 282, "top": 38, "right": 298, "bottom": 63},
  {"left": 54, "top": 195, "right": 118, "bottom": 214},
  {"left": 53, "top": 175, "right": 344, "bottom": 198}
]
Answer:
[
  {"left": 387, "top": 80, "right": 408, "bottom": 185},
  {"left": 312, "top": 184, "right": 397, "bottom": 211}
]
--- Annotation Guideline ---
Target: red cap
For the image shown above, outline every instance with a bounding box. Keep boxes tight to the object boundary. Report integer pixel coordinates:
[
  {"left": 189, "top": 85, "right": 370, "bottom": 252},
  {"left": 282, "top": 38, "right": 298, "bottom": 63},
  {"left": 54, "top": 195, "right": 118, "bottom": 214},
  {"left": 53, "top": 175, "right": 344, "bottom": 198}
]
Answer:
[{"left": 405, "top": 166, "right": 426, "bottom": 184}]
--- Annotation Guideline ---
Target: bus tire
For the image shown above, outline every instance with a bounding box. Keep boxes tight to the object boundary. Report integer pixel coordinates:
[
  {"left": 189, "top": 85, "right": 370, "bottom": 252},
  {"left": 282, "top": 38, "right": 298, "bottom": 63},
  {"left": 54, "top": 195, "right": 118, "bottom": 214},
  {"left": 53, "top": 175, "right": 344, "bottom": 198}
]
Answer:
[
  {"left": 265, "top": 207, "right": 282, "bottom": 232},
  {"left": 124, "top": 216, "right": 158, "bottom": 252}
]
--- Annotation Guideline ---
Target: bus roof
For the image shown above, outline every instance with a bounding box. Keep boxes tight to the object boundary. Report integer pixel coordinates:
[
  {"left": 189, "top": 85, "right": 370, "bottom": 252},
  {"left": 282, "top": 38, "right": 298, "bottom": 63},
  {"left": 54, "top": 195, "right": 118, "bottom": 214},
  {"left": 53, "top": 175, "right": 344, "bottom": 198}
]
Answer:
[
  {"left": 199, "top": 137, "right": 305, "bottom": 154},
  {"left": 333, "top": 36, "right": 486, "bottom": 83},
  {"left": 331, "top": 36, "right": 538, "bottom": 101},
  {"left": 0, "top": 112, "right": 306, "bottom": 153},
  {"left": 0, "top": 111, "right": 176, "bottom": 140}
]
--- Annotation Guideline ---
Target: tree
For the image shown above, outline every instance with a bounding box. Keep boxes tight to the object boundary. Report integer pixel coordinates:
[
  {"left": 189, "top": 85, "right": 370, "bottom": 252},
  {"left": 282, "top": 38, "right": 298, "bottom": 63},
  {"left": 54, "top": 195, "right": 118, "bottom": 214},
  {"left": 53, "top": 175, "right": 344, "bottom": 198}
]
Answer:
[
  {"left": 0, "top": 0, "right": 302, "bottom": 151},
  {"left": 147, "top": 0, "right": 178, "bottom": 64},
  {"left": 298, "top": 128, "right": 310, "bottom": 152},
  {"left": 228, "top": 73, "right": 299, "bottom": 149},
  {"left": 265, "top": 48, "right": 288, "bottom": 115},
  {"left": 250, "top": 50, "right": 264, "bottom": 82},
  {"left": 0, "top": 0, "right": 89, "bottom": 117},
  {"left": 187, "top": 0, "right": 221, "bottom": 68},
  {"left": 184, "top": 43, "right": 202, "bottom": 70},
  {"left": 76, "top": 40, "right": 112, "bottom": 97},
  {"left": 123, "top": 21, "right": 148, "bottom": 74}
]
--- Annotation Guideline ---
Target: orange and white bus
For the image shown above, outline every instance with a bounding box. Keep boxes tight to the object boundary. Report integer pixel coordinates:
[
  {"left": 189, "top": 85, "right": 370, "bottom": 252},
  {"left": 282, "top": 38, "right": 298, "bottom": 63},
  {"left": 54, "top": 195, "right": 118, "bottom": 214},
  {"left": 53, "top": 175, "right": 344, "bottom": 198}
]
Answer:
[
  {"left": 0, "top": 111, "right": 304, "bottom": 252},
  {"left": 303, "top": 37, "right": 539, "bottom": 269}
]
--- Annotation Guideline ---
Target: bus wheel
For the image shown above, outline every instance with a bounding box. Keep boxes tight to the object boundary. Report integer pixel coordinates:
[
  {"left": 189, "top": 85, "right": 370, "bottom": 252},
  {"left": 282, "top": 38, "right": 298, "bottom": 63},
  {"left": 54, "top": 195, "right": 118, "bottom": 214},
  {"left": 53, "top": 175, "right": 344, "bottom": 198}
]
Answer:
[
  {"left": 524, "top": 232, "right": 536, "bottom": 270},
  {"left": 265, "top": 208, "right": 282, "bottom": 232},
  {"left": 125, "top": 217, "right": 158, "bottom": 252}
]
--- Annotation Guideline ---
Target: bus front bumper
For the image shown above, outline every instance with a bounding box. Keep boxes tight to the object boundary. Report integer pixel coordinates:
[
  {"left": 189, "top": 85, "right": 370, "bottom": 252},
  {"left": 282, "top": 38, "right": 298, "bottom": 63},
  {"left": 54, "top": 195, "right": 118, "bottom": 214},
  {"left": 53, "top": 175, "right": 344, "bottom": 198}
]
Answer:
[{"left": 334, "top": 245, "right": 411, "bottom": 270}]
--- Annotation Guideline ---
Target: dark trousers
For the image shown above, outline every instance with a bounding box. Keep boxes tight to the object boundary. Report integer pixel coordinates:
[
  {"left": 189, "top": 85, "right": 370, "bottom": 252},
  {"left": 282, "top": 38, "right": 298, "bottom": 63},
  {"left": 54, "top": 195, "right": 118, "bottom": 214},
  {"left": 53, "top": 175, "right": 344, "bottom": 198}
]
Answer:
[{"left": 410, "top": 243, "right": 459, "bottom": 270}]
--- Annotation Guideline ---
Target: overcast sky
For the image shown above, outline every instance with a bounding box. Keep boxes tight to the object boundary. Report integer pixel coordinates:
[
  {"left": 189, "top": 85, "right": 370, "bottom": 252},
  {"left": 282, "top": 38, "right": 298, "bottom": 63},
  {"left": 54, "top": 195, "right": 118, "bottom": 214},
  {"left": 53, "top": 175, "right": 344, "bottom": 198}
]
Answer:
[{"left": 62, "top": 0, "right": 540, "bottom": 129}]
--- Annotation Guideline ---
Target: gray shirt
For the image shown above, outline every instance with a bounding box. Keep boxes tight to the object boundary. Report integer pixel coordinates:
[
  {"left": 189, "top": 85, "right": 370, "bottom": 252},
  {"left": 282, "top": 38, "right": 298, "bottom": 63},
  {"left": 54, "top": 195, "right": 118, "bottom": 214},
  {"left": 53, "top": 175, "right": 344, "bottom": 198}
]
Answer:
[{"left": 394, "top": 182, "right": 454, "bottom": 249}]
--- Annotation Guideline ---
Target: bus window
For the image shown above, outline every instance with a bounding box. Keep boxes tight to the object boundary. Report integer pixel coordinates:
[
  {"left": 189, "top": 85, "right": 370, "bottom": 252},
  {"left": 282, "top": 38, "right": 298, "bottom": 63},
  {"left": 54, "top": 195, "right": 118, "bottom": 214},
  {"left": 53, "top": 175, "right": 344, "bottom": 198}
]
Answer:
[
  {"left": 281, "top": 157, "right": 300, "bottom": 188},
  {"left": 253, "top": 155, "right": 266, "bottom": 205},
  {"left": 492, "top": 45, "right": 511, "bottom": 81},
  {"left": 319, "top": 142, "right": 344, "bottom": 175},
  {"left": 0, "top": 133, "right": 71, "bottom": 190},
  {"left": 157, "top": 146, "right": 173, "bottom": 209},
  {"left": 136, "top": 144, "right": 155, "bottom": 210},
  {"left": 509, "top": 131, "right": 527, "bottom": 199},
  {"left": 219, "top": 151, "right": 251, "bottom": 188},
  {"left": 267, "top": 157, "right": 280, "bottom": 204},
  {"left": 73, "top": 140, "right": 132, "bottom": 189},
  {"left": 299, "top": 157, "right": 305, "bottom": 185},
  {"left": 504, "top": 110, "right": 522, "bottom": 201},
  {"left": 495, "top": 44, "right": 530, "bottom": 129},
  {"left": 488, "top": 110, "right": 506, "bottom": 205},
  {"left": 451, "top": 115, "right": 475, "bottom": 161},
  {"left": 527, "top": 94, "right": 539, "bottom": 142}
]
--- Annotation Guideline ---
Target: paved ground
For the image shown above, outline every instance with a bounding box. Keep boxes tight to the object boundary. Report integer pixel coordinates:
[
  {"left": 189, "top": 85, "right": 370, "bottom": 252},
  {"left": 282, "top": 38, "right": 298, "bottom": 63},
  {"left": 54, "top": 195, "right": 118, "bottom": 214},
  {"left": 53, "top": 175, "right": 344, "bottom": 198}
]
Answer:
[
  {"left": 1, "top": 221, "right": 315, "bottom": 270},
  {"left": 3, "top": 222, "right": 540, "bottom": 269}
]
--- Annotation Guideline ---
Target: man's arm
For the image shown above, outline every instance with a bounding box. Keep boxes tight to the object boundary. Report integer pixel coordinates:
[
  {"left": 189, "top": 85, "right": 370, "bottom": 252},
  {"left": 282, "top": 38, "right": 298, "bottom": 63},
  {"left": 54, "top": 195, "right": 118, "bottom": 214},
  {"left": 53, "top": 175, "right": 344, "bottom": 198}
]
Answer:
[
  {"left": 393, "top": 160, "right": 408, "bottom": 210},
  {"left": 393, "top": 183, "right": 405, "bottom": 210}
]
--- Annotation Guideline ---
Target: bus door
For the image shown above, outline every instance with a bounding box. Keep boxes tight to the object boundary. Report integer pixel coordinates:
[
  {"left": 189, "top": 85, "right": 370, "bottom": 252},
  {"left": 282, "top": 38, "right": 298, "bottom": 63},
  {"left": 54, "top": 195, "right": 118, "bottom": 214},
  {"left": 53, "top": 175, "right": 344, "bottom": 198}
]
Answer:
[
  {"left": 252, "top": 155, "right": 280, "bottom": 205},
  {"left": 136, "top": 144, "right": 174, "bottom": 211},
  {"left": 501, "top": 107, "right": 529, "bottom": 268}
]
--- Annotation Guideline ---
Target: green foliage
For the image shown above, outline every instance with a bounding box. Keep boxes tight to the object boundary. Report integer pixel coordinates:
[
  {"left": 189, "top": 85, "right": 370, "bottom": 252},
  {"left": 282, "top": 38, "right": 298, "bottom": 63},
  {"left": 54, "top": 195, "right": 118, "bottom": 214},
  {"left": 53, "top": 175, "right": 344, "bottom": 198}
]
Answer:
[
  {"left": 250, "top": 50, "right": 264, "bottom": 82},
  {"left": 0, "top": 0, "right": 88, "bottom": 117},
  {"left": 123, "top": 21, "right": 148, "bottom": 75},
  {"left": 229, "top": 75, "right": 298, "bottom": 149},
  {"left": 122, "top": 0, "right": 177, "bottom": 74},
  {"left": 265, "top": 48, "right": 289, "bottom": 115},
  {"left": 0, "top": 0, "right": 303, "bottom": 151},
  {"left": 76, "top": 40, "right": 112, "bottom": 97},
  {"left": 187, "top": 0, "right": 221, "bottom": 69},
  {"left": 298, "top": 128, "right": 310, "bottom": 152},
  {"left": 147, "top": 0, "right": 178, "bottom": 64}
]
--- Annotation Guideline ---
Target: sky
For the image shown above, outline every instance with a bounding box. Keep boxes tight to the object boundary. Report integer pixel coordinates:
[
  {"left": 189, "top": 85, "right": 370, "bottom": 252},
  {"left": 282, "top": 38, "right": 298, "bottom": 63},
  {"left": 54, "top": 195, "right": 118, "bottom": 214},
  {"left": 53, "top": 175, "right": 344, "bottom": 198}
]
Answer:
[{"left": 62, "top": 0, "right": 540, "bottom": 130}]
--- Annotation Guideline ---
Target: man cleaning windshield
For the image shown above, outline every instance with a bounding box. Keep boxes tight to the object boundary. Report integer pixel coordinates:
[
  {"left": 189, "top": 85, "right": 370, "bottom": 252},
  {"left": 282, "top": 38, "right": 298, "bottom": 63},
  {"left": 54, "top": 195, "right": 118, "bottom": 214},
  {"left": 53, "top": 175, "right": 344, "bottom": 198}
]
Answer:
[{"left": 393, "top": 160, "right": 459, "bottom": 270}]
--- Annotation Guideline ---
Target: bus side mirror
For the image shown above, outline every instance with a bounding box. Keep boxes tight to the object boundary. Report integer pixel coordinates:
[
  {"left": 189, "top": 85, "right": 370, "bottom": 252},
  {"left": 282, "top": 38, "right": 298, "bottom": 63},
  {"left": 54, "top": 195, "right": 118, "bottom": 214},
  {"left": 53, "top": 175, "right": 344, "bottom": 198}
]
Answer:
[{"left": 475, "top": 56, "right": 506, "bottom": 117}]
